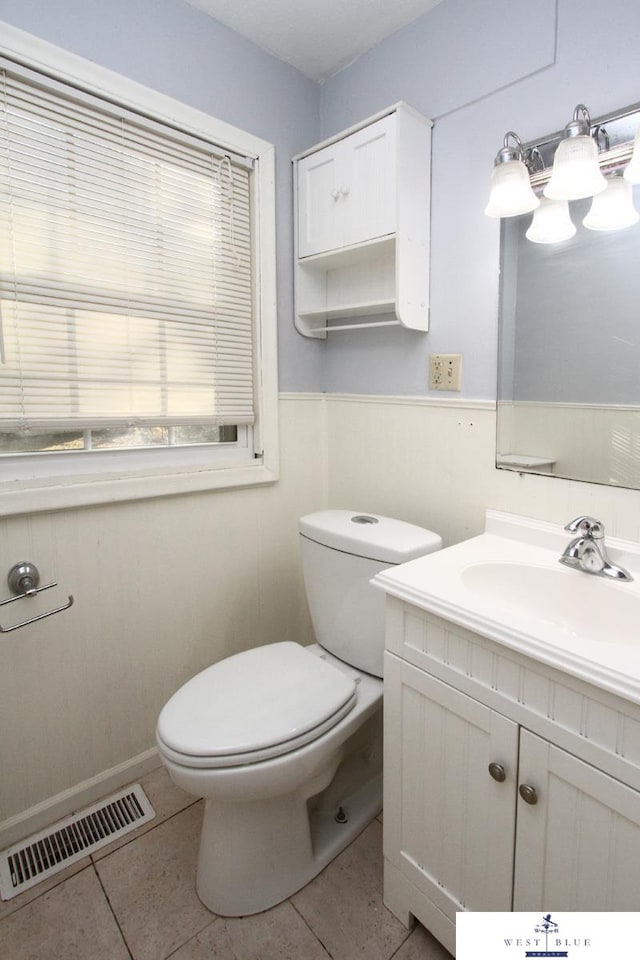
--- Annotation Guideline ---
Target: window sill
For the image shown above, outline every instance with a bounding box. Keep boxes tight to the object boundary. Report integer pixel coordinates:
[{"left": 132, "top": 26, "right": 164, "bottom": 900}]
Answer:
[{"left": 0, "top": 459, "right": 279, "bottom": 517}]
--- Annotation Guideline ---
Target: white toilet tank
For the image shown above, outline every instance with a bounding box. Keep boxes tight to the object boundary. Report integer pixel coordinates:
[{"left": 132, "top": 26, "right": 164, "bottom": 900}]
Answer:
[{"left": 299, "top": 511, "right": 441, "bottom": 677}]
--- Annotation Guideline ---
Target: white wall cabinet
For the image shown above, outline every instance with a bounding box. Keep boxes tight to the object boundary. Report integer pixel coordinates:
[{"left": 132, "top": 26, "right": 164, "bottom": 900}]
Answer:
[
  {"left": 297, "top": 114, "right": 396, "bottom": 258},
  {"left": 382, "top": 600, "right": 640, "bottom": 956},
  {"left": 293, "top": 103, "right": 431, "bottom": 336}
]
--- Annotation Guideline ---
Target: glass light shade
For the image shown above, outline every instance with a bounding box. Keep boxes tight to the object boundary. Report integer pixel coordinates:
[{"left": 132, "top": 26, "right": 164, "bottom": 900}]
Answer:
[
  {"left": 525, "top": 197, "right": 576, "bottom": 244},
  {"left": 583, "top": 176, "right": 639, "bottom": 231},
  {"left": 484, "top": 159, "right": 540, "bottom": 218},
  {"left": 544, "top": 135, "right": 607, "bottom": 201},
  {"left": 624, "top": 127, "right": 640, "bottom": 184}
]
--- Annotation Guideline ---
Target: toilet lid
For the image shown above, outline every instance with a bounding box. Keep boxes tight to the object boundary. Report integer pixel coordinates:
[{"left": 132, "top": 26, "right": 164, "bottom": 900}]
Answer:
[{"left": 157, "top": 642, "right": 357, "bottom": 761}]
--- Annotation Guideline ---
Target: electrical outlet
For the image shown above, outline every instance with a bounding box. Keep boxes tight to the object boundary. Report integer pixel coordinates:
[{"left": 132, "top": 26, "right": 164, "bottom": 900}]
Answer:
[{"left": 429, "top": 354, "right": 462, "bottom": 391}]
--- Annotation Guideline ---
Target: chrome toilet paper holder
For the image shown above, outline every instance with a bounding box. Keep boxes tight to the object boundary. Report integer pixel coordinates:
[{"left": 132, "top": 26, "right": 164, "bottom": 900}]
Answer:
[{"left": 0, "top": 561, "right": 74, "bottom": 633}]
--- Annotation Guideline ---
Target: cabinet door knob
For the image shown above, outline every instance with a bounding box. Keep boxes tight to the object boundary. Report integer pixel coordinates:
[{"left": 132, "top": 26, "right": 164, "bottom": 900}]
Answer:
[
  {"left": 519, "top": 783, "right": 538, "bottom": 805},
  {"left": 488, "top": 762, "right": 506, "bottom": 782},
  {"left": 330, "top": 189, "right": 341, "bottom": 200},
  {"left": 340, "top": 185, "right": 350, "bottom": 197}
]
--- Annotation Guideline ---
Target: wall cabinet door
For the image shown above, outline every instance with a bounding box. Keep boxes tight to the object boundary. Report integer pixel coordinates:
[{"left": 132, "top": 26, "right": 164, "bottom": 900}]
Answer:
[
  {"left": 384, "top": 655, "right": 518, "bottom": 922},
  {"left": 297, "top": 141, "right": 342, "bottom": 258},
  {"left": 514, "top": 729, "right": 640, "bottom": 911},
  {"left": 297, "top": 114, "right": 396, "bottom": 258}
]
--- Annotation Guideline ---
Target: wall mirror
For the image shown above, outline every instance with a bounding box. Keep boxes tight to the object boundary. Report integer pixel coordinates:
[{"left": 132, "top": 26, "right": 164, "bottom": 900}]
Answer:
[{"left": 496, "top": 101, "right": 640, "bottom": 489}]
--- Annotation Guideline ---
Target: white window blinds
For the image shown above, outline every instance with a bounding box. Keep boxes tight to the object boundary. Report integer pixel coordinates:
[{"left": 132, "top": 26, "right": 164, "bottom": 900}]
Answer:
[{"left": 0, "top": 63, "right": 255, "bottom": 434}]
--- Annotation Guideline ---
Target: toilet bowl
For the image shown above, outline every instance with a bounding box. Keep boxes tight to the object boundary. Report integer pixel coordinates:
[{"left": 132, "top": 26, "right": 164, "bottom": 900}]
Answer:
[{"left": 156, "top": 510, "right": 441, "bottom": 916}]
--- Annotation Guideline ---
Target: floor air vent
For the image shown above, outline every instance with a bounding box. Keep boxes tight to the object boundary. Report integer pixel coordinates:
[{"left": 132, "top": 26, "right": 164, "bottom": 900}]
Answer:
[{"left": 0, "top": 784, "right": 155, "bottom": 900}]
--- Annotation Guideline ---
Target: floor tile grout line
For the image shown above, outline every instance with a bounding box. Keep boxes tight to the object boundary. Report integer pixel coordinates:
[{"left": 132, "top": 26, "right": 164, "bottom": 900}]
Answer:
[
  {"left": 0, "top": 858, "right": 93, "bottom": 923},
  {"left": 387, "top": 924, "right": 416, "bottom": 960},
  {"left": 161, "top": 916, "right": 218, "bottom": 960},
  {"left": 288, "top": 898, "right": 336, "bottom": 959},
  {"left": 90, "top": 797, "right": 206, "bottom": 959},
  {"left": 91, "top": 796, "right": 214, "bottom": 960},
  {"left": 92, "top": 860, "right": 136, "bottom": 960},
  {"left": 89, "top": 797, "right": 200, "bottom": 865},
  {"left": 163, "top": 915, "right": 221, "bottom": 960}
]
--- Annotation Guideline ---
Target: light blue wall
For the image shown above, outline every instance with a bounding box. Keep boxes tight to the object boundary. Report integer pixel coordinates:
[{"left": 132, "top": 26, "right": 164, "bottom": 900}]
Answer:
[
  {"left": 319, "top": 0, "right": 640, "bottom": 398},
  {"left": 3, "top": 0, "right": 640, "bottom": 401},
  {"left": 0, "top": 0, "right": 325, "bottom": 392}
]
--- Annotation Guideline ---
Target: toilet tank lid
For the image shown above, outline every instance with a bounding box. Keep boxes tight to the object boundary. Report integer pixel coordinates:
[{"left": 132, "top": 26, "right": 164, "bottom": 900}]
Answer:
[{"left": 299, "top": 510, "right": 442, "bottom": 565}]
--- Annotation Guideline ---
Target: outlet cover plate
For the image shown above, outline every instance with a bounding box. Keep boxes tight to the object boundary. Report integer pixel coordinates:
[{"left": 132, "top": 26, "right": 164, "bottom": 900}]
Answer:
[{"left": 429, "top": 354, "right": 462, "bottom": 391}]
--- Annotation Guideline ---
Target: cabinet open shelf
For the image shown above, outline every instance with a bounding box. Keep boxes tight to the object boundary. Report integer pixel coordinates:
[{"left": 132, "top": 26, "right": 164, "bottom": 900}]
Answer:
[
  {"left": 299, "top": 235, "right": 395, "bottom": 271},
  {"left": 313, "top": 320, "right": 400, "bottom": 333},
  {"left": 297, "top": 298, "right": 396, "bottom": 322}
]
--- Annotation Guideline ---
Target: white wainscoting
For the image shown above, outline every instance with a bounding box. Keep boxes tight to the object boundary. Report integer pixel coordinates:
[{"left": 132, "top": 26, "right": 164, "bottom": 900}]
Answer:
[
  {"left": 324, "top": 394, "right": 640, "bottom": 547},
  {"left": 0, "top": 396, "right": 325, "bottom": 844},
  {"left": 3, "top": 391, "right": 640, "bottom": 846}
]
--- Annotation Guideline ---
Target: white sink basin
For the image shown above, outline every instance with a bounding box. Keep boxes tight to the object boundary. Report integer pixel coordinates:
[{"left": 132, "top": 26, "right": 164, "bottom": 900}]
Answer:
[
  {"left": 461, "top": 561, "right": 640, "bottom": 647},
  {"left": 372, "top": 510, "right": 640, "bottom": 703}
]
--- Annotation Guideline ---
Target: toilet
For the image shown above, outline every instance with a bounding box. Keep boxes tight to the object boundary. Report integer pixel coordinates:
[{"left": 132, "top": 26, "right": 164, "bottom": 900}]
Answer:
[{"left": 156, "top": 510, "right": 441, "bottom": 916}]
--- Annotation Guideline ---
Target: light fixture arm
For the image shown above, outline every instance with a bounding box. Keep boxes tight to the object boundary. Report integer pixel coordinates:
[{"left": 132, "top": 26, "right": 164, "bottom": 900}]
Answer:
[
  {"left": 593, "top": 124, "right": 610, "bottom": 151},
  {"left": 564, "top": 104, "right": 593, "bottom": 139},
  {"left": 494, "top": 131, "right": 526, "bottom": 165},
  {"left": 526, "top": 146, "right": 545, "bottom": 174}
]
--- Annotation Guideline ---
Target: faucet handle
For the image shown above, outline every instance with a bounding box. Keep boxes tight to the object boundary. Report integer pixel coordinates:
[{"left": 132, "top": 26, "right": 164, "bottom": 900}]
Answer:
[{"left": 565, "top": 516, "right": 604, "bottom": 539}]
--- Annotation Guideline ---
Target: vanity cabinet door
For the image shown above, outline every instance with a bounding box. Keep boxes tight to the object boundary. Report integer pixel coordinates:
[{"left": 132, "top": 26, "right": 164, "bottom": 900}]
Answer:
[
  {"left": 384, "top": 653, "right": 518, "bottom": 925},
  {"left": 297, "top": 114, "right": 396, "bottom": 258},
  {"left": 514, "top": 729, "right": 640, "bottom": 911}
]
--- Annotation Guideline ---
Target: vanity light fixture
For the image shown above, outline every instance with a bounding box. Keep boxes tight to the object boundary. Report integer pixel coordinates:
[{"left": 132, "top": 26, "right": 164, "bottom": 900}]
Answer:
[
  {"left": 486, "top": 100, "right": 640, "bottom": 241},
  {"left": 544, "top": 104, "right": 607, "bottom": 201},
  {"left": 525, "top": 196, "right": 576, "bottom": 244},
  {"left": 623, "top": 126, "right": 640, "bottom": 184},
  {"left": 583, "top": 173, "right": 640, "bottom": 231},
  {"left": 484, "top": 131, "right": 540, "bottom": 218}
]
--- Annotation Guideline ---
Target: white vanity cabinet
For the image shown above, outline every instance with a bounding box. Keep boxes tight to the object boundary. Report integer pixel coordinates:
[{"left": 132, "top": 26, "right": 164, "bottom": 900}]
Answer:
[
  {"left": 382, "top": 599, "right": 640, "bottom": 956},
  {"left": 293, "top": 103, "right": 431, "bottom": 336}
]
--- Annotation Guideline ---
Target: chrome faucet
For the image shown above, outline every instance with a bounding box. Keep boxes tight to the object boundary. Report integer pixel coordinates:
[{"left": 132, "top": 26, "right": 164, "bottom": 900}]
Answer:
[{"left": 559, "top": 516, "right": 633, "bottom": 581}]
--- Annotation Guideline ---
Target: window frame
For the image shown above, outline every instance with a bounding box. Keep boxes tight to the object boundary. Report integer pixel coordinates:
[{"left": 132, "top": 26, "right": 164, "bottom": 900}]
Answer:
[{"left": 0, "top": 22, "right": 279, "bottom": 517}]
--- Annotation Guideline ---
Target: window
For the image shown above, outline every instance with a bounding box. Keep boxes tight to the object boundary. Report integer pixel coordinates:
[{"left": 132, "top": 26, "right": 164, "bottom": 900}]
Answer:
[{"left": 0, "top": 28, "right": 278, "bottom": 514}]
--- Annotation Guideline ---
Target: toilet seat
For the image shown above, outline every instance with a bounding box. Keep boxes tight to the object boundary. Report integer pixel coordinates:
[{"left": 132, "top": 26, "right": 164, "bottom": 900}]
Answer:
[{"left": 156, "top": 642, "right": 358, "bottom": 769}]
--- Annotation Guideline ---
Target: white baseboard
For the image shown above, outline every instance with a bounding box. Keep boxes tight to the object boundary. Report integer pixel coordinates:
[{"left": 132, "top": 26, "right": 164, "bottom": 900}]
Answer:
[{"left": 0, "top": 747, "right": 160, "bottom": 850}]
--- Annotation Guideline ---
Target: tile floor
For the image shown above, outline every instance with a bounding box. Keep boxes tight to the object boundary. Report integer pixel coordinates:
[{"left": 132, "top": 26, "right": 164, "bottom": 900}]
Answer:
[{"left": 0, "top": 765, "right": 453, "bottom": 960}]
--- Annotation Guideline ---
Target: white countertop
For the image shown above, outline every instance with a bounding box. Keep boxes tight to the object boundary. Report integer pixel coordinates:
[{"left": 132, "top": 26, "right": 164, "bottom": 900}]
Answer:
[{"left": 373, "top": 510, "right": 640, "bottom": 705}]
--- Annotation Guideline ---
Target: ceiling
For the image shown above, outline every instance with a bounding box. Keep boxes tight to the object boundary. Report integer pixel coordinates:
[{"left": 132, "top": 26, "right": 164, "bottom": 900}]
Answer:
[{"left": 185, "top": 0, "right": 443, "bottom": 83}]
